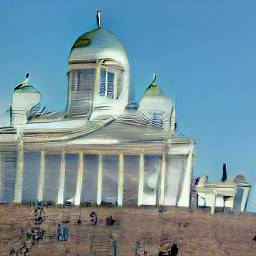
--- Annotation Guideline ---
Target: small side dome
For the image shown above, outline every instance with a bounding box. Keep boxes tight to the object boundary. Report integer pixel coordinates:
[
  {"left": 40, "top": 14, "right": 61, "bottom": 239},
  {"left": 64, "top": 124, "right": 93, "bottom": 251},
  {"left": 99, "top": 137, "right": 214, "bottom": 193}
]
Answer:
[
  {"left": 14, "top": 85, "right": 39, "bottom": 93},
  {"left": 140, "top": 74, "right": 169, "bottom": 101},
  {"left": 144, "top": 75, "right": 164, "bottom": 97},
  {"left": 197, "top": 176, "right": 208, "bottom": 185},
  {"left": 14, "top": 73, "right": 39, "bottom": 93},
  {"left": 139, "top": 75, "right": 174, "bottom": 131},
  {"left": 12, "top": 73, "right": 41, "bottom": 127},
  {"left": 234, "top": 175, "right": 246, "bottom": 183}
]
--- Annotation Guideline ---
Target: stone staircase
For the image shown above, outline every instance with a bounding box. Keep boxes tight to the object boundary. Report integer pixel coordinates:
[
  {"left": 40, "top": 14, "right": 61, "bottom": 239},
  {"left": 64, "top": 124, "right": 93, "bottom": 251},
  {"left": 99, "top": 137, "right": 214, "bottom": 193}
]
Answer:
[
  {"left": 68, "top": 223, "right": 113, "bottom": 256},
  {"left": 93, "top": 231, "right": 112, "bottom": 256}
]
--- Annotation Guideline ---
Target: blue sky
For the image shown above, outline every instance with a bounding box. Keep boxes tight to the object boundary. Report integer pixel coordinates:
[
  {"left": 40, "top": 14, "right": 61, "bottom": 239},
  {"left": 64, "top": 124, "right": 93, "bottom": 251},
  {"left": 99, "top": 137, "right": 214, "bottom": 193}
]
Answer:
[{"left": 0, "top": 0, "right": 255, "bottom": 211}]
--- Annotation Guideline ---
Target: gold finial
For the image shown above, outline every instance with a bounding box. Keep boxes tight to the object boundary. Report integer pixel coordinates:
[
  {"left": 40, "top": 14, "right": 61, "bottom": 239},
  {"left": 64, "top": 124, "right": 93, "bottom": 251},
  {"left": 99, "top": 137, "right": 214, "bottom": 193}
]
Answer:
[{"left": 97, "top": 10, "right": 101, "bottom": 28}]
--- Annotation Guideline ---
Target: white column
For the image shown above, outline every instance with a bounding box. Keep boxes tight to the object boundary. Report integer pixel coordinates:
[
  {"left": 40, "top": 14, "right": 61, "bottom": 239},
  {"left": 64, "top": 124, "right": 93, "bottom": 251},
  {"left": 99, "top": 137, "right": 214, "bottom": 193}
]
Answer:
[
  {"left": 74, "top": 152, "right": 84, "bottom": 206},
  {"left": 37, "top": 150, "right": 45, "bottom": 202},
  {"left": 240, "top": 187, "right": 250, "bottom": 212},
  {"left": 210, "top": 194, "right": 216, "bottom": 214},
  {"left": 57, "top": 152, "right": 65, "bottom": 205},
  {"left": 117, "top": 153, "right": 124, "bottom": 206},
  {"left": 14, "top": 141, "right": 24, "bottom": 203},
  {"left": 230, "top": 195, "right": 235, "bottom": 213},
  {"left": 0, "top": 153, "right": 3, "bottom": 200},
  {"left": 97, "top": 154, "right": 103, "bottom": 205},
  {"left": 177, "top": 146, "right": 194, "bottom": 207},
  {"left": 138, "top": 153, "right": 144, "bottom": 206},
  {"left": 159, "top": 152, "right": 166, "bottom": 205}
]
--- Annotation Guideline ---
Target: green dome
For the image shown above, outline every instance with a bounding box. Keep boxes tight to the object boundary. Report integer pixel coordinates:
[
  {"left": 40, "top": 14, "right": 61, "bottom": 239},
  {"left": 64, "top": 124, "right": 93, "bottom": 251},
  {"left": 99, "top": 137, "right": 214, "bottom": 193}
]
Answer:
[
  {"left": 14, "top": 84, "right": 39, "bottom": 93},
  {"left": 69, "top": 27, "right": 128, "bottom": 66},
  {"left": 71, "top": 28, "right": 125, "bottom": 51},
  {"left": 144, "top": 75, "right": 164, "bottom": 96}
]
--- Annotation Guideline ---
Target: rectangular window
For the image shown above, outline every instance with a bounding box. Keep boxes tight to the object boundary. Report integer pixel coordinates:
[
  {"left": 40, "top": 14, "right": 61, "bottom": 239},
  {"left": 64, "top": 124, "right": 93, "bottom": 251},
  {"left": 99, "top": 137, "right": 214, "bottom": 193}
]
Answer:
[
  {"left": 68, "top": 68, "right": 95, "bottom": 118},
  {"left": 99, "top": 69, "right": 106, "bottom": 96},
  {"left": 99, "top": 68, "right": 115, "bottom": 98},
  {"left": 152, "top": 112, "right": 164, "bottom": 127},
  {"left": 107, "top": 72, "right": 114, "bottom": 98}
]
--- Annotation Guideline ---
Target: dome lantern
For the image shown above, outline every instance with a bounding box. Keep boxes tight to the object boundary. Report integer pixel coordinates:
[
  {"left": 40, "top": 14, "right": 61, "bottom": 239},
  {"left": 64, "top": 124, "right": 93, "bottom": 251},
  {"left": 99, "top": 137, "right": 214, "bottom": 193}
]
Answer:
[{"left": 67, "top": 11, "right": 130, "bottom": 120}]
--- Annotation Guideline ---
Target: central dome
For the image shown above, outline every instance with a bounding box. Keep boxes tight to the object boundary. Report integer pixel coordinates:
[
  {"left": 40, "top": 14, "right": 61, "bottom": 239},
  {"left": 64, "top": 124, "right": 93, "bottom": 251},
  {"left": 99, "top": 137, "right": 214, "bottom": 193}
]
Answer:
[
  {"left": 72, "top": 28, "right": 125, "bottom": 50},
  {"left": 69, "top": 27, "right": 128, "bottom": 66},
  {"left": 67, "top": 12, "right": 130, "bottom": 120}
]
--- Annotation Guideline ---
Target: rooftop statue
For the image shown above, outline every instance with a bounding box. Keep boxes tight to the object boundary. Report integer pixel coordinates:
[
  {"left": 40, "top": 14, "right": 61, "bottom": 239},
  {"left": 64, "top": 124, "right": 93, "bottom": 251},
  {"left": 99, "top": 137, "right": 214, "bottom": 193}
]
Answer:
[{"left": 15, "top": 73, "right": 30, "bottom": 90}]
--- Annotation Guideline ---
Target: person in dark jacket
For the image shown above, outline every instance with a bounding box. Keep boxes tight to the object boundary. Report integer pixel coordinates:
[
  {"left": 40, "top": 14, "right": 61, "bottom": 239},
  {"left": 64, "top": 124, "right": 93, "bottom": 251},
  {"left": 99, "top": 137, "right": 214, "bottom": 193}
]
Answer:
[{"left": 169, "top": 243, "right": 178, "bottom": 256}]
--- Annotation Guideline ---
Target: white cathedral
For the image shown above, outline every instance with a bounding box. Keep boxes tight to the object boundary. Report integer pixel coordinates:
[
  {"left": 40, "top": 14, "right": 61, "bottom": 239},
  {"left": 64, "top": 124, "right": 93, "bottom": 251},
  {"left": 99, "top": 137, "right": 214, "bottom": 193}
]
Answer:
[{"left": 0, "top": 11, "right": 195, "bottom": 207}]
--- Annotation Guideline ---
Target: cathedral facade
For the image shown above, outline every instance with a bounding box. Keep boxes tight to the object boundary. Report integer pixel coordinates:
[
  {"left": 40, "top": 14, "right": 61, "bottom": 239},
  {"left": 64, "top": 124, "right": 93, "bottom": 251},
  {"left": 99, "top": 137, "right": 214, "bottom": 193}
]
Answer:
[{"left": 0, "top": 11, "right": 195, "bottom": 207}]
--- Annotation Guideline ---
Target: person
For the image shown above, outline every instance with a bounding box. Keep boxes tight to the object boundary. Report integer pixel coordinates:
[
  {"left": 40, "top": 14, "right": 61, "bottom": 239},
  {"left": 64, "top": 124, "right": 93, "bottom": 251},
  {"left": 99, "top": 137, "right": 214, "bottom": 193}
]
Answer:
[
  {"left": 34, "top": 215, "right": 44, "bottom": 225},
  {"left": 159, "top": 251, "right": 168, "bottom": 256},
  {"left": 112, "top": 239, "right": 117, "bottom": 256},
  {"left": 18, "top": 243, "right": 28, "bottom": 255},
  {"left": 56, "top": 224, "right": 61, "bottom": 241},
  {"left": 26, "top": 229, "right": 32, "bottom": 240},
  {"left": 106, "top": 215, "right": 115, "bottom": 225},
  {"left": 158, "top": 206, "right": 166, "bottom": 214},
  {"left": 34, "top": 229, "right": 40, "bottom": 241},
  {"left": 77, "top": 216, "right": 82, "bottom": 225},
  {"left": 135, "top": 240, "right": 144, "bottom": 256},
  {"left": 169, "top": 243, "right": 178, "bottom": 256},
  {"left": 34, "top": 206, "right": 43, "bottom": 217},
  {"left": 9, "top": 248, "right": 16, "bottom": 256},
  {"left": 34, "top": 205, "right": 45, "bottom": 225},
  {"left": 63, "top": 225, "right": 69, "bottom": 241},
  {"left": 89, "top": 211, "right": 97, "bottom": 225}
]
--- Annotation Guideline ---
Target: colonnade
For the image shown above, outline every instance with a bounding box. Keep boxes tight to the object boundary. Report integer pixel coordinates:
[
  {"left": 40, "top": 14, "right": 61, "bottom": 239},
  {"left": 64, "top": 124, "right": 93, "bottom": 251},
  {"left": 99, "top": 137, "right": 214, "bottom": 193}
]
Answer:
[{"left": 12, "top": 147, "right": 194, "bottom": 207}]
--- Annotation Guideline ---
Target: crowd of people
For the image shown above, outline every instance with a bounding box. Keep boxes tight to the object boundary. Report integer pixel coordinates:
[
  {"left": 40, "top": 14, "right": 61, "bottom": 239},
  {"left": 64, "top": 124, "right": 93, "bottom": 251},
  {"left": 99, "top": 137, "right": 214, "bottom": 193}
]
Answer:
[
  {"left": 9, "top": 203, "right": 46, "bottom": 256},
  {"left": 9, "top": 205, "right": 183, "bottom": 256},
  {"left": 9, "top": 207, "right": 119, "bottom": 255}
]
